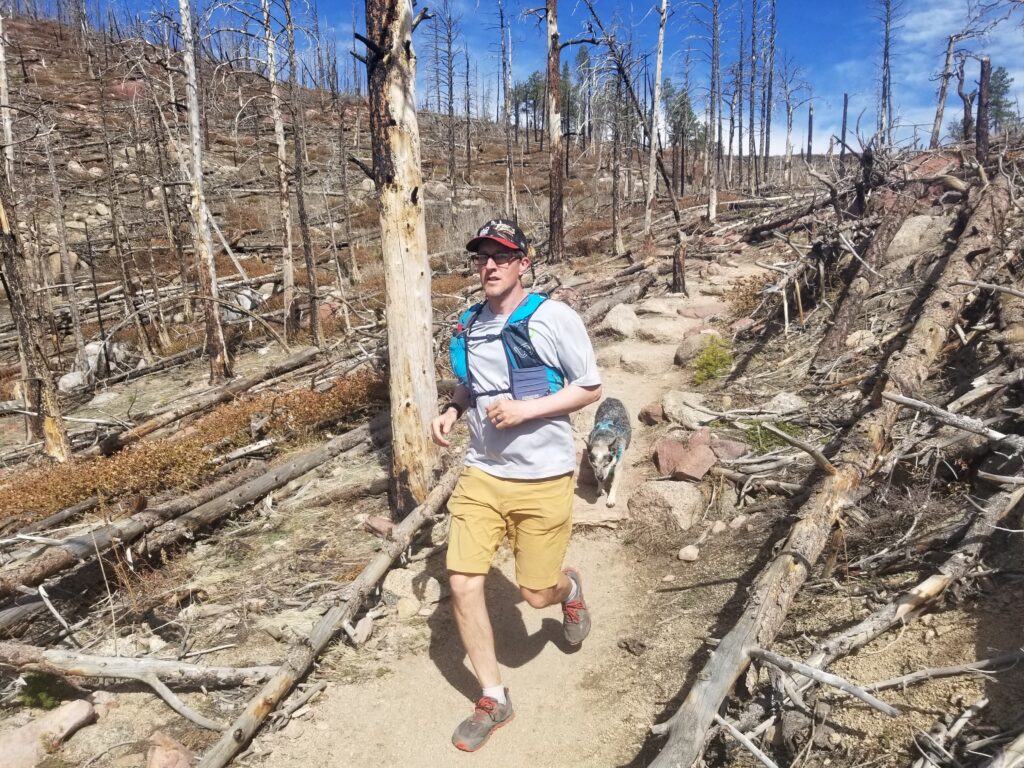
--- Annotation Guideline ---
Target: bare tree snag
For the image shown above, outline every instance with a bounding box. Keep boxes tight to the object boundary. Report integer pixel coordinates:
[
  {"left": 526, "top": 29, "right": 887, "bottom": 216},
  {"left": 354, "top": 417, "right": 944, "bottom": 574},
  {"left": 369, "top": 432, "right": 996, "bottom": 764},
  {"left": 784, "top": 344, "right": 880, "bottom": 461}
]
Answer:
[
  {"left": 0, "top": 10, "right": 12, "bottom": 183},
  {"left": 649, "top": 176, "right": 1011, "bottom": 768},
  {"left": 284, "top": 0, "right": 321, "bottom": 346},
  {"left": 197, "top": 461, "right": 463, "bottom": 768},
  {"left": 498, "top": 0, "right": 518, "bottom": 219},
  {"left": 361, "top": 0, "right": 440, "bottom": 515},
  {"left": 179, "top": 0, "right": 232, "bottom": 382},
  {"left": 643, "top": 0, "right": 667, "bottom": 240},
  {"left": 0, "top": 171, "right": 70, "bottom": 462},
  {"left": 956, "top": 53, "right": 976, "bottom": 141},
  {"left": 261, "top": 0, "right": 297, "bottom": 341},
  {"left": 976, "top": 55, "right": 991, "bottom": 163},
  {"left": 546, "top": 0, "right": 565, "bottom": 262},
  {"left": 810, "top": 184, "right": 921, "bottom": 373}
]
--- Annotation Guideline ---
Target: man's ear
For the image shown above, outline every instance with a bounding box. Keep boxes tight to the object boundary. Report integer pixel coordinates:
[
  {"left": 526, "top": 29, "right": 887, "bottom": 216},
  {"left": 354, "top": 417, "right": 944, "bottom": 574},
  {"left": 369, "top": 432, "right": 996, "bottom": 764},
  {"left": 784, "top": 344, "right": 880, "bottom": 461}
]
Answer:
[{"left": 517, "top": 254, "right": 531, "bottom": 278}]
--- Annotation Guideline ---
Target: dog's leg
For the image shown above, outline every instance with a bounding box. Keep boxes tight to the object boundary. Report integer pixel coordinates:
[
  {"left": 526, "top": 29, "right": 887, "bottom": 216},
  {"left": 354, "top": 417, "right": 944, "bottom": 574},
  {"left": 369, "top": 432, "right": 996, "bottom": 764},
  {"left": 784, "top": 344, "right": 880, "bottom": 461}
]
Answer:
[{"left": 606, "top": 458, "right": 623, "bottom": 508}]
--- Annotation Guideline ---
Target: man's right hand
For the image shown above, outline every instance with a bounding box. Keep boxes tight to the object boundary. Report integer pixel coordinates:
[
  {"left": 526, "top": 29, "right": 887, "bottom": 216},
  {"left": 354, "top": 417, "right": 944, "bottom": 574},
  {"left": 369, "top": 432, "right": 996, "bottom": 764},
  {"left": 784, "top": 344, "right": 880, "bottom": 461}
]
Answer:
[{"left": 430, "top": 408, "right": 459, "bottom": 447}]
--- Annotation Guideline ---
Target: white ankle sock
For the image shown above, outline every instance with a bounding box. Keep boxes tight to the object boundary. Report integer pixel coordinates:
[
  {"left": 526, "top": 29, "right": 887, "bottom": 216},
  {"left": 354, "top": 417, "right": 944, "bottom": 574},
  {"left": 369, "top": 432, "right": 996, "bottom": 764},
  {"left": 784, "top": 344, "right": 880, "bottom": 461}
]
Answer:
[
  {"left": 565, "top": 574, "right": 579, "bottom": 603},
  {"left": 482, "top": 685, "right": 507, "bottom": 704}
]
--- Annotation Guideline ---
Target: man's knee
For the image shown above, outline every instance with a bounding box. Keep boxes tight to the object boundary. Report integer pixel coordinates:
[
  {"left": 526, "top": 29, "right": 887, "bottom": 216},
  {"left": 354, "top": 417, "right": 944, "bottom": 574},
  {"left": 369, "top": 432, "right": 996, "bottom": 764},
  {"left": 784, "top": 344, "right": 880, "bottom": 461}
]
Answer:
[
  {"left": 519, "top": 584, "right": 555, "bottom": 609},
  {"left": 449, "top": 572, "right": 485, "bottom": 604}
]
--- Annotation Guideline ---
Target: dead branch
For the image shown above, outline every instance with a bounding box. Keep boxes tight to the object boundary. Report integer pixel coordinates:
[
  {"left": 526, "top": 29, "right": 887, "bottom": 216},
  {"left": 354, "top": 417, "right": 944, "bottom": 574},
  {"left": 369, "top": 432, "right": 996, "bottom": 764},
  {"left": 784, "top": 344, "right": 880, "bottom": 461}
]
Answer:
[
  {"left": 761, "top": 424, "right": 836, "bottom": 474},
  {"left": 882, "top": 391, "right": 1024, "bottom": 454},
  {"left": 649, "top": 175, "right": 1011, "bottom": 768},
  {"left": 0, "top": 641, "right": 277, "bottom": 731},
  {"left": 866, "top": 651, "right": 1024, "bottom": 691}
]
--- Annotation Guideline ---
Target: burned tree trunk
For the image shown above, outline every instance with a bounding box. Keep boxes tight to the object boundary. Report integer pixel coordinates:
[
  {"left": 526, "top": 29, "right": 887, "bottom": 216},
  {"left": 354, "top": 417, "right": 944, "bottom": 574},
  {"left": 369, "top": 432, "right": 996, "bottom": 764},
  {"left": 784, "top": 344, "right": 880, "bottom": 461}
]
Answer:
[
  {"left": 0, "top": 173, "right": 70, "bottom": 462},
  {"left": 261, "top": 0, "right": 297, "bottom": 341},
  {"left": 976, "top": 55, "right": 990, "bottom": 163},
  {"left": 546, "top": 0, "right": 565, "bottom": 262},
  {"left": 362, "top": 0, "right": 440, "bottom": 514},
  {"left": 499, "top": 0, "right": 518, "bottom": 219},
  {"left": 643, "top": 0, "right": 667, "bottom": 240},
  {"left": 956, "top": 54, "right": 976, "bottom": 142},
  {"left": 931, "top": 34, "right": 958, "bottom": 149},
  {"left": 179, "top": 0, "right": 232, "bottom": 382}
]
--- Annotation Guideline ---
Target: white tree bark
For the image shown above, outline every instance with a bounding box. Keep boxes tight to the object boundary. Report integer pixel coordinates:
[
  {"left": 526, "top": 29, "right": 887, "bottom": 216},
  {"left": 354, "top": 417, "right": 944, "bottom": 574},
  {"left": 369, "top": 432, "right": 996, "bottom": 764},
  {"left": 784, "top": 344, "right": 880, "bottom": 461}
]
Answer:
[
  {"left": 643, "top": 0, "right": 667, "bottom": 239},
  {"left": 364, "top": 0, "right": 439, "bottom": 513}
]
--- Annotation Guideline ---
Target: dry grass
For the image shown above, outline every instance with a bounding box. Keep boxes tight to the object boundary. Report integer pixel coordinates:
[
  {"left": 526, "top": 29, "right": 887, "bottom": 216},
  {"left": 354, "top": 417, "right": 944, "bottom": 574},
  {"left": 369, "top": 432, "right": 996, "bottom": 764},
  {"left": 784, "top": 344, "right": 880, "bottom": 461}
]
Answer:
[
  {"left": 0, "top": 368, "right": 385, "bottom": 520},
  {"left": 726, "top": 273, "right": 773, "bottom": 317}
]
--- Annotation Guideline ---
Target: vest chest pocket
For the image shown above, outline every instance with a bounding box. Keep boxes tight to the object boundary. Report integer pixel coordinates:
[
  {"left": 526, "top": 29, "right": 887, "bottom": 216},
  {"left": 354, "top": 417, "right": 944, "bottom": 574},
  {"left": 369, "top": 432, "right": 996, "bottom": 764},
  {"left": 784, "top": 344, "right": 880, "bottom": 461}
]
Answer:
[{"left": 510, "top": 366, "right": 551, "bottom": 400}]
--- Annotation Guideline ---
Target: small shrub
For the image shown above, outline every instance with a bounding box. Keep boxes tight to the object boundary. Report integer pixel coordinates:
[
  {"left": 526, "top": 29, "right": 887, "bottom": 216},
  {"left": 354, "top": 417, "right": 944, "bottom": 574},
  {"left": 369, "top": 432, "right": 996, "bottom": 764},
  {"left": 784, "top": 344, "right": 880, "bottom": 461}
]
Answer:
[
  {"left": 745, "top": 420, "right": 805, "bottom": 453},
  {"left": 18, "top": 673, "right": 76, "bottom": 710},
  {"left": 726, "top": 274, "right": 773, "bottom": 318},
  {"left": 690, "top": 337, "right": 733, "bottom": 384}
]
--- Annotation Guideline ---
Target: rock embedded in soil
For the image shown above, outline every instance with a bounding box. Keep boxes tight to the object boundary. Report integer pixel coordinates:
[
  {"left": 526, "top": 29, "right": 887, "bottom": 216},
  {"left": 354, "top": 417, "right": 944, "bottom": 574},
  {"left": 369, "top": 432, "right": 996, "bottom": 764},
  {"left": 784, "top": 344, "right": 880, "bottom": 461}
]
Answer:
[
  {"left": 146, "top": 731, "right": 194, "bottom": 768},
  {"left": 396, "top": 597, "right": 421, "bottom": 620},
  {"left": 712, "top": 521, "right": 728, "bottom": 535},
  {"left": 677, "top": 545, "right": 700, "bottom": 562},
  {"left": 673, "top": 330, "right": 722, "bottom": 366},
  {"left": 662, "top": 391, "right": 713, "bottom": 430},
  {"left": 638, "top": 316, "right": 703, "bottom": 344},
  {"left": 628, "top": 480, "right": 704, "bottom": 532},
  {"left": 710, "top": 435, "right": 747, "bottom": 461},
  {"left": 729, "top": 514, "right": 748, "bottom": 530},
  {"left": 763, "top": 391, "right": 808, "bottom": 414},
  {"left": 3, "top": 699, "right": 96, "bottom": 768},
  {"left": 678, "top": 299, "right": 729, "bottom": 320},
  {"left": 654, "top": 432, "right": 717, "bottom": 482},
  {"left": 599, "top": 303, "right": 640, "bottom": 338},
  {"left": 639, "top": 403, "right": 664, "bottom": 425},
  {"left": 620, "top": 345, "right": 674, "bottom": 375}
]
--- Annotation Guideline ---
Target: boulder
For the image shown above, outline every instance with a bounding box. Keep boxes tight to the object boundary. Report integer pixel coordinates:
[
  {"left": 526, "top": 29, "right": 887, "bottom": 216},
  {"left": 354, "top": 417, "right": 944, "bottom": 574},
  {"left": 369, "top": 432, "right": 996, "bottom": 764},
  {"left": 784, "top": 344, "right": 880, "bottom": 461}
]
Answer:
[
  {"left": 382, "top": 566, "right": 443, "bottom": 605},
  {"left": 357, "top": 177, "right": 376, "bottom": 194},
  {"left": 636, "top": 297, "right": 690, "bottom": 316},
  {"left": 423, "top": 180, "right": 452, "bottom": 201},
  {"left": 599, "top": 303, "right": 640, "bottom": 338},
  {"left": 678, "top": 299, "right": 729, "bottom": 320},
  {"left": 662, "top": 390, "right": 713, "bottom": 429},
  {"left": 730, "top": 317, "right": 755, "bottom": 333},
  {"left": 2, "top": 699, "right": 95, "bottom": 768},
  {"left": 763, "top": 391, "right": 808, "bottom": 415},
  {"left": 639, "top": 403, "right": 664, "bottom": 425},
  {"left": 638, "top": 316, "right": 702, "bottom": 344},
  {"left": 147, "top": 731, "right": 194, "bottom": 768},
  {"left": 93, "top": 201, "right": 110, "bottom": 217},
  {"left": 397, "top": 596, "right": 421, "bottom": 620},
  {"left": 883, "top": 214, "right": 950, "bottom": 269},
  {"left": 654, "top": 432, "right": 717, "bottom": 481},
  {"left": 674, "top": 330, "right": 722, "bottom": 366},
  {"left": 844, "top": 329, "right": 877, "bottom": 351},
  {"left": 628, "top": 480, "right": 703, "bottom": 532},
  {"left": 710, "top": 434, "right": 747, "bottom": 461},
  {"left": 58, "top": 371, "right": 87, "bottom": 392},
  {"left": 677, "top": 545, "right": 700, "bottom": 562},
  {"left": 67, "top": 159, "right": 93, "bottom": 180}
]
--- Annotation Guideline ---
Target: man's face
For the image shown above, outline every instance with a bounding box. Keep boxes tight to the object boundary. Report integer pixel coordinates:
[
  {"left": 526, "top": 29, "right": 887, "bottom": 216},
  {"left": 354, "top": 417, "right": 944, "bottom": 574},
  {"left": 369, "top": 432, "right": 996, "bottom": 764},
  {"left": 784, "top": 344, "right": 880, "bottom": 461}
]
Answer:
[{"left": 474, "top": 240, "right": 529, "bottom": 300}]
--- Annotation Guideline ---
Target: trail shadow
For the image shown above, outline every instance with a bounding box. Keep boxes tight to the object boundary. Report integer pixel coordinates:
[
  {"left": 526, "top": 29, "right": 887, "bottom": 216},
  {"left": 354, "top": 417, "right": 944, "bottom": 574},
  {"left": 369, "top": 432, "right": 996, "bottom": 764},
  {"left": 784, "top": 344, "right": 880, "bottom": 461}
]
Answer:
[{"left": 427, "top": 568, "right": 565, "bottom": 701}]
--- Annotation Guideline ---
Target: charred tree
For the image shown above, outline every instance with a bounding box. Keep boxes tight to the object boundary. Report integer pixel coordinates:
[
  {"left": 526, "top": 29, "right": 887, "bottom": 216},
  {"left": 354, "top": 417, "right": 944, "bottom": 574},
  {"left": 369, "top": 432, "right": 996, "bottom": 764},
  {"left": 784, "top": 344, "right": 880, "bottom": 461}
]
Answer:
[
  {"left": 643, "top": 0, "right": 667, "bottom": 240},
  {"left": 362, "top": 0, "right": 440, "bottom": 514},
  {"left": 976, "top": 55, "right": 990, "bottom": 162}
]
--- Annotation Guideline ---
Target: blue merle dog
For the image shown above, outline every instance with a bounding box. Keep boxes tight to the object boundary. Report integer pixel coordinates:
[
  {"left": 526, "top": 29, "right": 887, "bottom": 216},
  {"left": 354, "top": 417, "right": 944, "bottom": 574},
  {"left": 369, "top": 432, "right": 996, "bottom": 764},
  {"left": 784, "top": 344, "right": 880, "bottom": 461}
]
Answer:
[{"left": 586, "top": 398, "right": 632, "bottom": 508}]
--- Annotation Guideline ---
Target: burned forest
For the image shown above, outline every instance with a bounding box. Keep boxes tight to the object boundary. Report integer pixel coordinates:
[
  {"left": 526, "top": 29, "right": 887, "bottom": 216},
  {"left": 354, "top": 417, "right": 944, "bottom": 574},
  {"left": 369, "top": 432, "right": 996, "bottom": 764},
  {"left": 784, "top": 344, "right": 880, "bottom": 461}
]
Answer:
[{"left": 0, "top": 1, "right": 1023, "bottom": 767}]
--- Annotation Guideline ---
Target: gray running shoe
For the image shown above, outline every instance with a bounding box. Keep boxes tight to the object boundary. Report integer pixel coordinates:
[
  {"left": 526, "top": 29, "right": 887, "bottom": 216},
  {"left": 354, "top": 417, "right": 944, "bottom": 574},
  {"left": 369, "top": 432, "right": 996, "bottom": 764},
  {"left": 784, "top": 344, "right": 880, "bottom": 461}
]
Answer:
[
  {"left": 451, "top": 690, "right": 514, "bottom": 752},
  {"left": 562, "top": 567, "right": 591, "bottom": 646}
]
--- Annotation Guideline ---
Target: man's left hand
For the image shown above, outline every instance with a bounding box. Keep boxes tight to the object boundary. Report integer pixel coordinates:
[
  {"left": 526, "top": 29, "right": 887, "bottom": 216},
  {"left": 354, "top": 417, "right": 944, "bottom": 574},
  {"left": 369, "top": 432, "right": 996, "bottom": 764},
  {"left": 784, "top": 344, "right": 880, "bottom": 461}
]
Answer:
[{"left": 485, "top": 399, "right": 533, "bottom": 430}]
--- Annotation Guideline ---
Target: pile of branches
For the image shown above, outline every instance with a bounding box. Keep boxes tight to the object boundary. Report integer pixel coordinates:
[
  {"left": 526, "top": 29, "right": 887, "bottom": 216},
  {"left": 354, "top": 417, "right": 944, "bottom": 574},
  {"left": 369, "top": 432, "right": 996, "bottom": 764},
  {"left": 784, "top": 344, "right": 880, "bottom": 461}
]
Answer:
[{"left": 645, "top": 145, "right": 1024, "bottom": 768}]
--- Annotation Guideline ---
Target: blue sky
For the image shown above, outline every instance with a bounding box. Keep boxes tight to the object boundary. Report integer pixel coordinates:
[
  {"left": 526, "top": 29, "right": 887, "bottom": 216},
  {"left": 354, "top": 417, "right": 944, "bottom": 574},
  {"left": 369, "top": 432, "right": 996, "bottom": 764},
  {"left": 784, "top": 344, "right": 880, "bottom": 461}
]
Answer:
[{"left": 290, "top": 1, "right": 1023, "bottom": 152}]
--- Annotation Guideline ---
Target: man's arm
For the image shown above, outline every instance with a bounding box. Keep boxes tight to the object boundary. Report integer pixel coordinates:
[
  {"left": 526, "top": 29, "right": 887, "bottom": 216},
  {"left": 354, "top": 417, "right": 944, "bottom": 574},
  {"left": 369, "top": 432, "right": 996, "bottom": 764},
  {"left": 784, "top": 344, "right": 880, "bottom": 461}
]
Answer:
[
  {"left": 485, "top": 383, "right": 602, "bottom": 430},
  {"left": 430, "top": 384, "right": 471, "bottom": 447}
]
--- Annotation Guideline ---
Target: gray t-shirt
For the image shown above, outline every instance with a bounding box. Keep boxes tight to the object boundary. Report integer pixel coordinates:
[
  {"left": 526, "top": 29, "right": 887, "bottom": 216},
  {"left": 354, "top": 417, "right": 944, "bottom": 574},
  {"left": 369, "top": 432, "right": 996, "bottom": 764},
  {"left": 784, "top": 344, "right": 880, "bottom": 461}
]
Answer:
[{"left": 463, "top": 297, "right": 601, "bottom": 479}]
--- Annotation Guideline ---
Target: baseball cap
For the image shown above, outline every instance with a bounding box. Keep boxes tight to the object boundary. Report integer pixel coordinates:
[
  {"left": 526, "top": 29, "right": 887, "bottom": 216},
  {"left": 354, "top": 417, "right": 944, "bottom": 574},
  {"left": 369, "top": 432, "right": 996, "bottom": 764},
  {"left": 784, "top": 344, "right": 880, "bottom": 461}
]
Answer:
[{"left": 466, "top": 218, "right": 529, "bottom": 254}]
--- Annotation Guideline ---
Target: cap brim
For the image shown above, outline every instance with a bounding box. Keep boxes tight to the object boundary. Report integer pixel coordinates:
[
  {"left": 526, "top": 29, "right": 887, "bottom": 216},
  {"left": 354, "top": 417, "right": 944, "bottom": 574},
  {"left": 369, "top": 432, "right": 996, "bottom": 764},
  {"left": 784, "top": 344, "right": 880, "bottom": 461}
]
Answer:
[{"left": 466, "top": 235, "right": 522, "bottom": 253}]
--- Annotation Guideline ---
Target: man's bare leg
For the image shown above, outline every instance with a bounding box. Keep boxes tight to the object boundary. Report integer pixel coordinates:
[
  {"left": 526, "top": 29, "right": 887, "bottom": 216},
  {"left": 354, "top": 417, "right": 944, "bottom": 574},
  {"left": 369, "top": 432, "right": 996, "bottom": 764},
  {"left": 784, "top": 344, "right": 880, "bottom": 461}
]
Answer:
[
  {"left": 449, "top": 572, "right": 501, "bottom": 688},
  {"left": 519, "top": 571, "right": 572, "bottom": 609}
]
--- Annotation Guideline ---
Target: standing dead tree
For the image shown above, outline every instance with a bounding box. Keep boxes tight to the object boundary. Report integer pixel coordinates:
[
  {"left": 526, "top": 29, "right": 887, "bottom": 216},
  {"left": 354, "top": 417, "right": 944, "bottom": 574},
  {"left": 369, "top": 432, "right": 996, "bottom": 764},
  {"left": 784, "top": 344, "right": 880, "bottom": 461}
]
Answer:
[
  {"left": 537, "top": 0, "right": 595, "bottom": 263},
  {"left": 0, "top": 169, "right": 71, "bottom": 462},
  {"left": 358, "top": 0, "right": 440, "bottom": 514},
  {"left": 930, "top": 22, "right": 984, "bottom": 148},
  {"left": 498, "top": 0, "right": 518, "bottom": 219},
  {"left": 648, "top": 175, "right": 1013, "bottom": 768},
  {"left": 642, "top": 0, "right": 667, "bottom": 241},
  {"left": 179, "top": 0, "right": 233, "bottom": 382}
]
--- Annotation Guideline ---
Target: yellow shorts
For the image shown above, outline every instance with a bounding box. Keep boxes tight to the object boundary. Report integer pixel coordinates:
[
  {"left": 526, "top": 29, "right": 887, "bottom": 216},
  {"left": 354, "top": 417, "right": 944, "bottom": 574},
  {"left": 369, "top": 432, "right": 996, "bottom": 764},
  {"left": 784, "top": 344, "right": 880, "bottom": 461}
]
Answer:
[{"left": 446, "top": 466, "right": 574, "bottom": 590}]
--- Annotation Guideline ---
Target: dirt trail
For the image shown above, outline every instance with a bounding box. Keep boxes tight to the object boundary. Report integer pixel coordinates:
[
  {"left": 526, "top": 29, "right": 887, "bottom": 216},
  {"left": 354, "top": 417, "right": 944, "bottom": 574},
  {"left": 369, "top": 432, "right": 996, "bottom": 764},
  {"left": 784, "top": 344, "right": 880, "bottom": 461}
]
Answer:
[{"left": 256, "top": 258, "right": 768, "bottom": 767}]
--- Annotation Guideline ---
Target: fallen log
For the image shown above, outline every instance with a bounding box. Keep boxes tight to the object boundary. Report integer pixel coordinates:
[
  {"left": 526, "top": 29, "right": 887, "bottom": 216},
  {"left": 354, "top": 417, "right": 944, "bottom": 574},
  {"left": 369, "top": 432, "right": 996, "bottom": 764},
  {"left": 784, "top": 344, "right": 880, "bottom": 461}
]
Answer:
[
  {"left": 0, "top": 464, "right": 267, "bottom": 602},
  {"left": 982, "top": 729, "right": 1024, "bottom": 768},
  {"left": 136, "top": 413, "right": 389, "bottom": 556},
  {"left": 581, "top": 271, "right": 656, "bottom": 325},
  {"left": 16, "top": 497, "right": 98, "bottom": 535},
  {"left": 198, "top": 459, "right": 464, "bottom": 768},
  {"left": 810, "top": 185, "right": 921, "bottom": 373},
  {"left": 650, "top": 175, "right": 1011, "bottom": 768},
  {"left": 0, "top": 641, "right": 277, "bottom": 731},
  {"left": 83, "top": 347, "right": 320, "bottom": 457}
]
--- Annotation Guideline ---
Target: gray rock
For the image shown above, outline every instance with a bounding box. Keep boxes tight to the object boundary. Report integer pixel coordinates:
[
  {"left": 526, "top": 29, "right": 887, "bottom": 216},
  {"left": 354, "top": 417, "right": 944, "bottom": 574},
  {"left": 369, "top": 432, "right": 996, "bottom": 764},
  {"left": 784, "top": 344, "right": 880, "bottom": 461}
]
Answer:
[
  {"left": 599, "top": 303, "right": 640, "bottom": 338},
  {"left": 662, "top": 390, "right": 714, "bottom": 429},
  {"left": 638, "top": 316, "right": 702, "bottom": 344},
  {"left": 382, "top": 566, "right": 443, "bottom": 604},
  {"left": 674, "top": 331, "right": 722, "bottom": 366},
  {"left": 620, "top": 345, "right": 675, "bottom": 375},
  {"left": 637, "top": 297, "right": 690, "bottom": 316},
  {"left": 763, "top": 391, "right": 808, "bottom": 415},
  {"left": 3, "top": 699, "right": 96, "bottom": 768},
  {"left": 677, "top": 545, "right": 700, "bottom": 562},
  {"left": 58, "top": 370, "right": 87, "bottom": 392},
  {"left": 396, "top": 596, "right": 421, "bottom": 620},
  {"left": 711, "top": 520, "right": 728, "bottom": 534},
  {"left": 628, "top": 480, "right": 704, "bottom": 531},
  {"left": 884, "top": 214, "right": 950, "bottom": 270}
]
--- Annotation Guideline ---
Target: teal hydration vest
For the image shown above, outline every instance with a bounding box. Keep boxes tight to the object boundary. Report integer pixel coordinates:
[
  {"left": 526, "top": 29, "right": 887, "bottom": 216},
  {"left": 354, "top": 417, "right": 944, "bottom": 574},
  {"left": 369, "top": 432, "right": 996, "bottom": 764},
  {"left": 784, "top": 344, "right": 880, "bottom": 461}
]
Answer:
[{"left": 449, "top": 293, "right": 565, "bottom": 404}]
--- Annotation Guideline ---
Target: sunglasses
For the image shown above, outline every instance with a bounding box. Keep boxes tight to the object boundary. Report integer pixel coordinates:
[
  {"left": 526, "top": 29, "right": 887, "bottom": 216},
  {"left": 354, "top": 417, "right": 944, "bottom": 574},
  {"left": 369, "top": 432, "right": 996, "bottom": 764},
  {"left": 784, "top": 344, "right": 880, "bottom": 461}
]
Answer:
[{"left": 470, "top": 251, "right": 522, "bottom": 267}]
